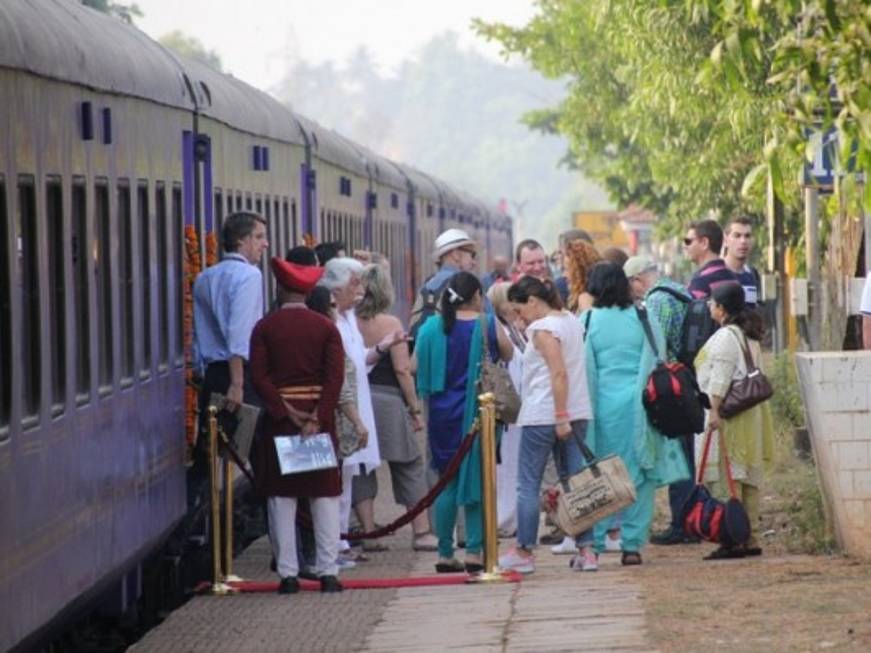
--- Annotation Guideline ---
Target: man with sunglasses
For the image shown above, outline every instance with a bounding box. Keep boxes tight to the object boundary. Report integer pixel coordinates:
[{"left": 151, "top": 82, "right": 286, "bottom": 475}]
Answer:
[{"left": 684, "top": 219, "right": 738, "bottom": 299}]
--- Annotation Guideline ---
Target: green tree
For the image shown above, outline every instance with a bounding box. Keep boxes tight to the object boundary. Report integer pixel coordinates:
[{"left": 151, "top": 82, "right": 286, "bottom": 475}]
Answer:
[
  {"left": 80, "top": 0, "right": 142, "bottom": 24},
  {"left": 159, "top": 30, "right": 223, "bottom": 71},
  {"left": 475, "top": 0, "right": 870, "bottom": 241}
]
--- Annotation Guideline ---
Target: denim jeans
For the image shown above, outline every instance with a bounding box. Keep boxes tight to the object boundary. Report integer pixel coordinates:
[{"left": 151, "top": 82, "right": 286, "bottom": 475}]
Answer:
[{"left": 516, "top": 420, "right": 593, "bottom": 550}]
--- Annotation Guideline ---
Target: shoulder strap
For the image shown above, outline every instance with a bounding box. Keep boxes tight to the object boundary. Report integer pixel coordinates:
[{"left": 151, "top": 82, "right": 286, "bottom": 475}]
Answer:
[
  {"left": 727, "top": 325, "right": 757, "bottom": 372},
  {"left": 582, "top": 310, "right": 592, "bottom": 341},
  {"left": 636, "top": 305, "right": 662, "bottom": 362},
  {"left": 649, "top": 285, "right": 692, "bottom": 303},
  {"left": 479, "top": 312, "right": 491, "bottom": 362}
]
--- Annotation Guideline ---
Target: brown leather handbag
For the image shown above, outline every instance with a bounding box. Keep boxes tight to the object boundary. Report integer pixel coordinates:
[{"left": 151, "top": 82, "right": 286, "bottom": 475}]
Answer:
[
  {"left": 477, "top": 314, "right": 521, "bottom": 424},
  {"left": 718, "top": 328, "right": 773, "bottom": 419}
]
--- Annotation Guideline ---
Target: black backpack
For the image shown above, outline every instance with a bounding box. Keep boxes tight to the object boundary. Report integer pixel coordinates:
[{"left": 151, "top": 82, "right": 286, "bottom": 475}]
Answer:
[
  {"left": 648, "top": 285, "right": 717, "bottom": 370},
  {"left": 408, "top": 276, "right": 451, "bottom": 348},
  {"left": 636, "top": 305, "right": 708, "bottom": 438}
]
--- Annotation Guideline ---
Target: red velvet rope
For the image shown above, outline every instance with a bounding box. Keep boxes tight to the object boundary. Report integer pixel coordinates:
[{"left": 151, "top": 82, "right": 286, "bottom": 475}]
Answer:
[{"left": 219, "top": 422, "right": 480, "bottom": 541}]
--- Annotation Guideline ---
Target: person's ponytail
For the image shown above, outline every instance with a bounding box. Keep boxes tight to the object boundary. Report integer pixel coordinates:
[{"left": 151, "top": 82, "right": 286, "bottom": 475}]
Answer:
[{"left": 440, "top": 271, "right": 483, "bottom": 334}]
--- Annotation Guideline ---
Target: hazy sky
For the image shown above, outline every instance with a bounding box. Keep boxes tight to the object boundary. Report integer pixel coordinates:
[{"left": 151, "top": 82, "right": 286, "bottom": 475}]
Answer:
[{"left": 135, "top": 0, "right": 536, "bottom": 90}]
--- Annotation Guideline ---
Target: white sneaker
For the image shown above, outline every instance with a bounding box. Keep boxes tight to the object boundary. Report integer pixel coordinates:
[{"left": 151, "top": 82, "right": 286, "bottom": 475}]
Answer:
[
  {"left": 605, "top": 536, "right": 623, "bottom": 552},
  {"left": 498, "top": 548, "right": 535, "bottom": 574},
  {"left": 550, "top": 536, "right": 577, "bottom": 555},
  {"left": 570, "top": 548, "right": 599, "bottom": 572}
]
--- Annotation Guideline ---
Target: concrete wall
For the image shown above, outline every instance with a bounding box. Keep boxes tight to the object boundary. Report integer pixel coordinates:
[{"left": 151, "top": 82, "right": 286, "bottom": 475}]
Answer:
[{"left": 796, "top": 352, "right": 871, "bottom": 559}]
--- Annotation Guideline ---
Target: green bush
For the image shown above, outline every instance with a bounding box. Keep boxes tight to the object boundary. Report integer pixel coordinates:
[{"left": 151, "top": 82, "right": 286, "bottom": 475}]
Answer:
[{"left": 769, "top": 352, "right": 805, "bottom": 428}]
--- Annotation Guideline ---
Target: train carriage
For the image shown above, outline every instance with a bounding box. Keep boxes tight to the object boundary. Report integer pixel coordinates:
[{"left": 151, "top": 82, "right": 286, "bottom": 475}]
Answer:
[{"left": 0, "top": 2, "right": 192, "bottom": 650}]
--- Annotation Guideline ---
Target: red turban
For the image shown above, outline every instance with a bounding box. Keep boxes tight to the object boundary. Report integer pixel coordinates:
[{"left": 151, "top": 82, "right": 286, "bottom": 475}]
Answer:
[{"left": 271, "top": 257, "right": 323, "bottom": 293}]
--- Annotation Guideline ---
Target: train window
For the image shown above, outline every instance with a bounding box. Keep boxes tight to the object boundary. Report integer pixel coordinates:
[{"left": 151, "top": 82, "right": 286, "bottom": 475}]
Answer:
[
  {"left": 46, "top": 177, "right": 66, "bottom": 415},
  {"left": 172, "top": 184, "right": 184, "bottom": 367},
  {"left": 235, "top": 191, "right": 242, "bottom": 211},
  {"left": 391, "top": 193, "right": 398, "bottom": 209},
  {"left": 156, "top": 183, "right": 169, "bottom": 371},
  {"left": 138, "top": 181, "right": 151, "bottom": 379},
  {"left": 274, "top": 199, "right": 282, "bottom": 253},
  {"left": 214, "top": 188, "right": 224, "bottom": 241},
  {"left": 95, "top": 179, "right": 113, "bottom": 392},
  {"left": 245, "top": 193, "right": 252, "bottom": 211},
  {"left": 255, "top": 195, "right": 263, "bottom": 216},
  {"left": 288, "top": 200, "right": 295, "bottom": 246},
  {"left": 117, "top": 180, "right": 134, "bottom": 386},
  {"left": 18, "top": 176, "right": 41, "bottom": 422},
  {"left": 71, "top": 179, "right": 90, "bottom": 403},
  {"left": 0, "top": 179, "right": 10, "bottom": 434}
]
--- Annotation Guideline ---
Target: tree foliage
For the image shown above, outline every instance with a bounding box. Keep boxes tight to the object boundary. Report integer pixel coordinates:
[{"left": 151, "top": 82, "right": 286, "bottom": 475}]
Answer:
[
  {"left": 475, "top": 0, "right": 870, "bottom": 240},
  {"left": 80, "top": 0, "right": 142, "bottom": 24},
  {"left": 275, "top": 34, "right": 610, "bottom": 244},
  {"left": 159, "top": 30, "right": 223, "bottom": 71}
]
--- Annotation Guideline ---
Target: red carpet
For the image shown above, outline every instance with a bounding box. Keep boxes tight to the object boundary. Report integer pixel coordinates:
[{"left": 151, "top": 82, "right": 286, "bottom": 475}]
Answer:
[{"left": 197, "top": 570, "right": 522, "bottom": 593}]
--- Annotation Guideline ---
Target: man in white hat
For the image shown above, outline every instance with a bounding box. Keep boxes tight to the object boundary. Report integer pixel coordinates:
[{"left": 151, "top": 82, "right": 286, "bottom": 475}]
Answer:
[{"left": 409, "top": 228, "right": 478, "bottom": 339}]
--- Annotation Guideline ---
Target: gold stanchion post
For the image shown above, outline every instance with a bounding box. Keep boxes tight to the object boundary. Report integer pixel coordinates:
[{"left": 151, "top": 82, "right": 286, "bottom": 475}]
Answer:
[
  {"left": 208, "top": 406, "right": 233, "bottom": 595},
  {"left": 222, "top": 452, "right": 242, "bottom": 582},
  {"left": 467, "top": 392, "right": 508, "bottom": 583}
]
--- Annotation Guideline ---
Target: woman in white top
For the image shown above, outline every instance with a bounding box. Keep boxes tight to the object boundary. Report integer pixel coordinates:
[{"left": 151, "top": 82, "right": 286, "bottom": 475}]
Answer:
[{"left": 497, "top": 276, "right": 597, "bottom": 574}]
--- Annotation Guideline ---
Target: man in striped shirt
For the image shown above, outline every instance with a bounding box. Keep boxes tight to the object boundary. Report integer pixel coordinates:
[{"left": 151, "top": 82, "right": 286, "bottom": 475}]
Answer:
[{"left": 684, "top": 219, "right": 738, "bottom": 299}]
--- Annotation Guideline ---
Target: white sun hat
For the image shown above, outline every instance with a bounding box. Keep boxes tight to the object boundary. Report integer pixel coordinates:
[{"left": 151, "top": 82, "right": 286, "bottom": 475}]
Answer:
[{"left": 432, "top": 228, "right": 476, "bottom": 262}]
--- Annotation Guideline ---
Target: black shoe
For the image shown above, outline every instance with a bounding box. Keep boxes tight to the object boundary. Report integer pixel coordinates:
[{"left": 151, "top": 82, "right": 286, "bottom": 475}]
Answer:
[
  {"left": 320, "top": 575, "right": 344, "bottom": 593},
  {"left": 650, "top": 528, "right": 700, "bottom": 545},
  {"left": 703, "top": 546, "right": 746, "bottom": 560},
  {"left": 539, "top": 527, "right": 565, "bottom": 545},
  {"left": 464, "top": 562, "right": 484, "bottom": 574},
  {"left": 278, "top": 576, "right": 300, "bottom": 594}
]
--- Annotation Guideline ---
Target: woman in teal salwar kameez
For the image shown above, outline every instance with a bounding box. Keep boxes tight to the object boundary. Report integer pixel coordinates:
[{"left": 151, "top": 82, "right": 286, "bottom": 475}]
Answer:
[
  {"left": 415, "top": 272, "right": 512, "bottom": 573},
  {"left": 583, "top": 262, "right": 689, "bottom": 565}
]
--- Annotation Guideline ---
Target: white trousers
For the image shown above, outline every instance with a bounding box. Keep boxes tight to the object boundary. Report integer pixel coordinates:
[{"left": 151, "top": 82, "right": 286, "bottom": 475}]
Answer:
[
  {"left": 267, "top": 495, "right": 340, "bottom": 578},
  {"left": 338, "top": 468, "right": 354, "bottom": 551},
  {"left": 497, "top": 423, "right": 521, "bottom": 533}
]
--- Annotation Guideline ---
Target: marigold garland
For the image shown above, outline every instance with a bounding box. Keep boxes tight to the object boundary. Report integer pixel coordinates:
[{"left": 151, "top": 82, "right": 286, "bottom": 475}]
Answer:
[{"left": 183, "top": 225, "right": 202, "bottom": 450}]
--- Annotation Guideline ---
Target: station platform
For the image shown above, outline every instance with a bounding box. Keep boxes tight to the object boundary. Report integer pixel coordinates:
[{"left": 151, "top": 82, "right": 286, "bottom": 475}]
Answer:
[{"left": 130, "top": 465, "right": 655, "bottom": 652}]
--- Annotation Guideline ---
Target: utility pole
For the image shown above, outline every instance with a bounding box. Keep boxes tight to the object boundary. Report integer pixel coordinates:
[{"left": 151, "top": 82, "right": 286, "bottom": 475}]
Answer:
[
  {"left": 805, "top": 186, "right": 822, "bottom": 350},
  {"left": 767, "top": 172, "right": 786, "bottom": 353}
]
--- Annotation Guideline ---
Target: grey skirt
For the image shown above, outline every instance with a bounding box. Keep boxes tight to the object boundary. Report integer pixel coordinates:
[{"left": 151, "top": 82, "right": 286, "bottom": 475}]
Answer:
[{"left": 370, "top": 384, "right": 421, "bottom": 463}]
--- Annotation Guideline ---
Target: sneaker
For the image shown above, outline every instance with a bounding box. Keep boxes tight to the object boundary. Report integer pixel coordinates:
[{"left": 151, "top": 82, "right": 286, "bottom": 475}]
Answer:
[
  {"left": 570, "top": 548, "right": 599, "bottom": 572},
  {"left": 550, "top": 536, "right": 577, "bottom": 555},
  {"left": 336, "top": 553, "right": 357, "bottom": 570},
  {"left": 604, "top": 536, "right": 623, "bottom": 552},
  {"left": 498, "top": 548, "right": 535, "bottom": 574}
]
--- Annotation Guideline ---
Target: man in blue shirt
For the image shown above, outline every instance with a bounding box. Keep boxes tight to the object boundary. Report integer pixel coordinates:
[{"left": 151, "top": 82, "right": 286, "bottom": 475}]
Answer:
[
  {"left": 723, "top": 216, "right": 761, "bottom": 307},
  {"left": 194, "top": 212, "right": 269, "bottom": 416}
]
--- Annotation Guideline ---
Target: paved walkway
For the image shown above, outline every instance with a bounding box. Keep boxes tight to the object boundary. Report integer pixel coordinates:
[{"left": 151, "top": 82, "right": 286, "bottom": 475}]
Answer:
[{"left": 131, "top": 458, "right": 655, "bottom": 652}]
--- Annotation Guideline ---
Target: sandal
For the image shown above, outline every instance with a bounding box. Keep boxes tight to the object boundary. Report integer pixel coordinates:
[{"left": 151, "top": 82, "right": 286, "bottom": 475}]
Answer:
[
  {"left": 435, "top": 558, "right": 464, "bottom": 573},
  {"left": 703, "top": 546, "right": 746, "bottom": 561},
  {"left": 412, "top": 532, "right": 438, "bottom": 552},
  {"left": 464, "top": 561, "right": 484, "bottom": 573},
  {"left": 621, "top": 551, "right": 643, "bottom": 566},
  {"left": 362, "top": 540, "right": 390, "bottom": 552}
]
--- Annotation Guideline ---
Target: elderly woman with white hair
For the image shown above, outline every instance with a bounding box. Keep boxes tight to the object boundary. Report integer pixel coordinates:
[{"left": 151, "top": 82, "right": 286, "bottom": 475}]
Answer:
[{"left": 319, "top": 257, "right": 403, "bottom": 556}]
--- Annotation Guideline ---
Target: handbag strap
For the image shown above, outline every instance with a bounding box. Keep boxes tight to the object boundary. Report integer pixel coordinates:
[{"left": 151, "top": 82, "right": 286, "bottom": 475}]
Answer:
[
  {"left": 729, "top": 325, "right": 758, "bottom": 374},
  {"left": 636, "top": 305, "right": 663, "bottom": 363},
  {"left": 698, "top": 426, "right": 739, "bottom": 499},
  {"left": 554, "top": 427, "right": 600, "bottom": 491},
  {"left": 478, "top": 312, "right": 491, "bottom": 367}
]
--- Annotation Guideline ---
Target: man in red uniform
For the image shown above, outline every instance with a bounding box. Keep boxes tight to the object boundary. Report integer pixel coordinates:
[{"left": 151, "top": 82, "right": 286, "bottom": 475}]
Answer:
[{"left": 250, "top": 257, "right": 345, "bottom": 594}]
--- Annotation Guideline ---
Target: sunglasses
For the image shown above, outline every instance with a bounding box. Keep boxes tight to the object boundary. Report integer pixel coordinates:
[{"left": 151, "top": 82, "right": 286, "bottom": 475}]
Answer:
[
  {"left": 683, "top": 237, "right": 696, "bottom": 246},
  {"left": 460, "top": 248, "right": 477, "bottom": 259}
]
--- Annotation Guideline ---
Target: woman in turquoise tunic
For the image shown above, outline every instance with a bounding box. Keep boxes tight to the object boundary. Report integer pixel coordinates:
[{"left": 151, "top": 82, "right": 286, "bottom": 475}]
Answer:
[
  {"left": 583, "top": 262, "right": 689, "bottom": 565},
  {"left": 415, "top": 272, "right": 512, "bottom": 573}
]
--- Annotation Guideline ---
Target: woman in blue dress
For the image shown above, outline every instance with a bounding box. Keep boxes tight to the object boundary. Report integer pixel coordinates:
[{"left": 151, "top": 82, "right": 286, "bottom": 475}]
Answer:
[
  {"left": 415, "top": 272, "right": 513, "bottom": 573},
  {"left": 583, "top": 262, "right": 689, "bottom": 565}
]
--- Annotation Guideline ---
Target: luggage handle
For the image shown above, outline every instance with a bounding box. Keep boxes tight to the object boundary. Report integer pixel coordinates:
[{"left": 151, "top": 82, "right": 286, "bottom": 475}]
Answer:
[{"left": 554, "top": 426, "right": 599, "bottom": 492}]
